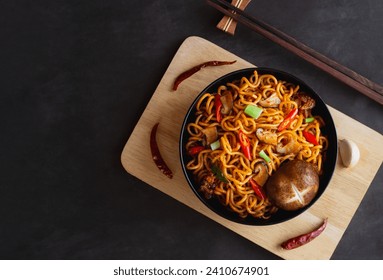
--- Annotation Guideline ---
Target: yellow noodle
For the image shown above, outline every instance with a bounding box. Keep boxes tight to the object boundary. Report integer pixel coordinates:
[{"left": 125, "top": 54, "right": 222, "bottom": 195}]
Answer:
[{"left": 184, "top": 70, "right": 328, "bottom": 219}]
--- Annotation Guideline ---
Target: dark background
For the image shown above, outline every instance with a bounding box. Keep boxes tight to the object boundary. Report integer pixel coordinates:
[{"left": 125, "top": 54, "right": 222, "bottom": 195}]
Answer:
[{"left": 1, "top": 0, "right": 382, "bottom": 259}]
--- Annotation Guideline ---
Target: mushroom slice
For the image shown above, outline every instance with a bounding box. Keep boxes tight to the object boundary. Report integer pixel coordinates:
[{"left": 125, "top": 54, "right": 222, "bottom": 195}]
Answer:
[
  {"left": 253, "top": 162, "right": 269, "bottom": 186},
  {"left": 256, "top": 128, "right": 278, "bottom": 145},
  {"left": 220, "top": 90, "right": 234, "bottom": 115},
  {"left": 258, "top": 92, "right": 281, "bottom": 108},
  {"left": 201, "top": 126, "right": 218, "bottom": 146}
]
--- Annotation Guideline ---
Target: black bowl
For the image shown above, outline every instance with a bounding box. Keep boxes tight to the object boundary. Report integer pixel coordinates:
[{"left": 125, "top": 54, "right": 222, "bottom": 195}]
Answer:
[{"left": 179, "top": 67, "right": 337, "bottom": 225}]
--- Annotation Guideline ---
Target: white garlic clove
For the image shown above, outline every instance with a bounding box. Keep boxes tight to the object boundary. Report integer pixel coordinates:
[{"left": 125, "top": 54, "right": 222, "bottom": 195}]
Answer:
[{"left": 338, "top": 139, "right": 360, "bottom": 168}]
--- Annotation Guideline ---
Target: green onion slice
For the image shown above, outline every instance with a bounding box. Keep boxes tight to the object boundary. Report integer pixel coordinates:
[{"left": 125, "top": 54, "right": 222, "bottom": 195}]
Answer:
[
  {"left": 305, "top": 117, "right": 315, "bottom": 123},
  {"left": 259, "top": 150, "right": 271, "bottom": 163},
  {"left": 244, "top": 104, "right": 263, "bottom": 119},
  {"left": 210, "top": 139, "right": 221, "bottom": 151}
]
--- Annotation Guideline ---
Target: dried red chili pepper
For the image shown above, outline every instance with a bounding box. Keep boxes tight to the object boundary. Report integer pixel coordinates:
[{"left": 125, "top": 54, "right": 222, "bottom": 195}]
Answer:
[
  {"left": 150, "top": 122, "right": 173, "bottom": 179},
  {"left": 281, "top": 218, "right": 328, "bottom": 250},
  {"left": 172, "top": 60, "right": 236, "bottom": 91}
]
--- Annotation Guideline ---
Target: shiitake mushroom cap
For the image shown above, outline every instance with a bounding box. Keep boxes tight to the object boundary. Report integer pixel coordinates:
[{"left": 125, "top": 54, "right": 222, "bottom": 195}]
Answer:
[{"left": 265, "top": 159, "right": 319, "bottom": 211}]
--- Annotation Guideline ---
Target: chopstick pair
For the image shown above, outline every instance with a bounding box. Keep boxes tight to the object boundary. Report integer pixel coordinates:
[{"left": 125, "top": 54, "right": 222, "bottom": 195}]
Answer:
[{"left": 207, "top": 0, "right": 383, "bottom": 105}]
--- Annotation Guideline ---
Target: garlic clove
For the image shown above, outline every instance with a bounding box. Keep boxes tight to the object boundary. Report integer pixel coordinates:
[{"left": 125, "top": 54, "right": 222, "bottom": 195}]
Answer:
[{"left": 338, "top": 139, "right": 360, "bottom": 168}]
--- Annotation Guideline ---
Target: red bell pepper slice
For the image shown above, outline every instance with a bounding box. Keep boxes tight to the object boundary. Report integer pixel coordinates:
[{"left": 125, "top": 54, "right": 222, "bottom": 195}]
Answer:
[
  {"left": 303, "top": 131, "right": 319, "bottom": 145},
  {"left": 249, "top": 178, "right": 265, "bottom": 200},
  {"left": 278, "top": 108, "right": 298, "bottom": 131},
  {"left": 188, "top": 145, "right": 205, "bottom": 156},
  {"left": 238, "top": 130, "right": 252, "bottom": 160},
  {"left": 215, "top": 94, "right": 222, "bottom": 122}
]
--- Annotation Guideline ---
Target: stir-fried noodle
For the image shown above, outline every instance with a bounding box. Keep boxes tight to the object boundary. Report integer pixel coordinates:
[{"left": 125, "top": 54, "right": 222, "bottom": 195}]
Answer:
[{"left": 185, "top": 70, "right": 328, "bottom": 219}]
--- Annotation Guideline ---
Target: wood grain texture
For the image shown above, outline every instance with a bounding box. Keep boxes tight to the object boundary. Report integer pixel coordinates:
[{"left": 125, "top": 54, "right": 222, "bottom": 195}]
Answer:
[{"left": 121, "top": 36, "right": 383, "bottom": 260}]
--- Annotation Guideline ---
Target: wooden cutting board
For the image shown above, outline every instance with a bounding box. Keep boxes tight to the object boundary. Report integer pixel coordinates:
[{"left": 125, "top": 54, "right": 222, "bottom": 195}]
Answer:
[{"left": 121, "top": 36, "right": 383, "bottom": 259}]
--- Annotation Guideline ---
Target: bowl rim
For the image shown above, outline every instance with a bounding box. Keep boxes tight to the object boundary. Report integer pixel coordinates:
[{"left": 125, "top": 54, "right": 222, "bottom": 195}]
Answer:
[{"left": 179, "top": 67, "right": 338, "bottom": 226}]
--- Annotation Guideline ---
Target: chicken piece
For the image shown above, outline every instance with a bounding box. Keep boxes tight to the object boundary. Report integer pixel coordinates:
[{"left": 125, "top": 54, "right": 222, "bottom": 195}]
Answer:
[
  {"left": 256, "top": 128, "right": 278, "bottom": 145},
  {"left": 259, "top": 92, "right": 281, "bottom": 108},
  {"left": 276, "top": 135, "right": 302, "bottom": 155}
]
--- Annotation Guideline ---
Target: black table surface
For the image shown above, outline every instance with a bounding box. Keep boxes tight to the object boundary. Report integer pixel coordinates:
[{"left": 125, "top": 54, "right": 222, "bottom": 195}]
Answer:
[{"left": 1, "top": 0, "right": 382, "bottom": 260}]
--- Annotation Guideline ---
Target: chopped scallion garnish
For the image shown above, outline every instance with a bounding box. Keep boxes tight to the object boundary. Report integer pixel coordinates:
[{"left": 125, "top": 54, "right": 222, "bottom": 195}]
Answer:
[
  {"left": 244, "top": 104, "right": 263, "bottom": 119},
  {"left": 259, "top": 150, "right": 271, "bottom": 163},
  {"left": 305, "top": 117, "right": 315, "bottom": 123},
  {"left": 210, "top": 139, "right": 221, "bottom": 151}
]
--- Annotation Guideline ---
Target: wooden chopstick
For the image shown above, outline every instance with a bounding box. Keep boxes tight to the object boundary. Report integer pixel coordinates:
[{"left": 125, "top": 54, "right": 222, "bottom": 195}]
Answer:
[
  {"left": 207, "top": 0, "right": 383, "bottom": 105},
  {"left": 216, "top": 0, "right": 252, "bottom": 35}
]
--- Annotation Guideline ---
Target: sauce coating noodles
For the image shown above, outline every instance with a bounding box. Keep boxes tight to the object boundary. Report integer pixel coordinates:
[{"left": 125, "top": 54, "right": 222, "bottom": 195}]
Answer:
[{"left": 185, "top": 70, "right": 328, "bottom": 219}]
